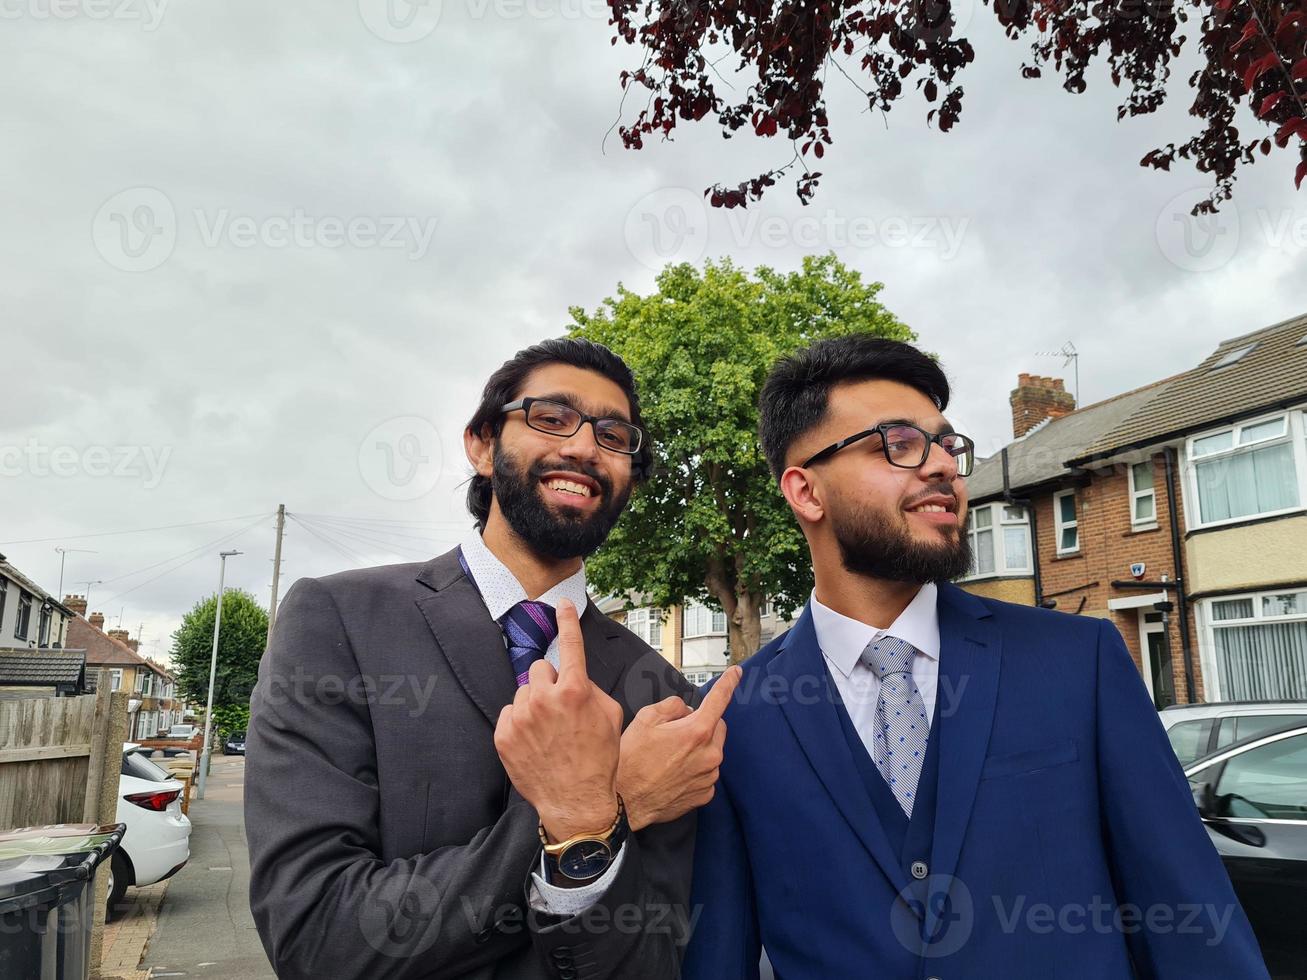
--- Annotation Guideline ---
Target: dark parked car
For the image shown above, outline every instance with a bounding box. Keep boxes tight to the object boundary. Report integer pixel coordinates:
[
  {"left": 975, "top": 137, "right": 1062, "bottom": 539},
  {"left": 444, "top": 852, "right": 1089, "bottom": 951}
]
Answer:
[
  {"left": 1186, "top": 721, "right": 1307, "bottom": 978},
  {"left": 223, "top": 731, "right": 246, "bottom": 755}
]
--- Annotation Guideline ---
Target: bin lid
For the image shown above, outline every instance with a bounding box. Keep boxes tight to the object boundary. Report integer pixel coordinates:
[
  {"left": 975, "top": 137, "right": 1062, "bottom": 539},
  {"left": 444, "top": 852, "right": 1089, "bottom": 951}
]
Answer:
[{"left": 0, "top": 824, "right": 125, "bottom": 915}]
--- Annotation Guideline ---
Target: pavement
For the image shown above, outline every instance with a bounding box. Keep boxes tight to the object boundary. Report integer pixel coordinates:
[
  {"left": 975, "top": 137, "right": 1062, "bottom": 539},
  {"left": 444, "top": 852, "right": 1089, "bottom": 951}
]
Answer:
[{"left": 130, "top": 753, "right": 275, "bottom": 980}]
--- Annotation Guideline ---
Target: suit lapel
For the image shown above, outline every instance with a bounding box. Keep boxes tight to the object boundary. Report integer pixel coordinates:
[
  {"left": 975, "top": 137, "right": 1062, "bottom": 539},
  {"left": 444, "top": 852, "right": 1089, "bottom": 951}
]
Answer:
[
  {"left": 771, "top": 605, "right": 912, "bottom": 897},
  {"left": 413, "top": 549, "right": 629, "bottom": 728},
  {"left": 928, "top": 582, "right": 1000, "bottom": 938}
]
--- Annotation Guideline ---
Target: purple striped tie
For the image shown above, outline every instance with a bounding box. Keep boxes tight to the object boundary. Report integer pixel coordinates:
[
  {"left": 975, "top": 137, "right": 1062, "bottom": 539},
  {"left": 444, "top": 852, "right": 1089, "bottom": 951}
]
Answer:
[{"left": 499, "top": 600, "right": 559, "bottom": 686}]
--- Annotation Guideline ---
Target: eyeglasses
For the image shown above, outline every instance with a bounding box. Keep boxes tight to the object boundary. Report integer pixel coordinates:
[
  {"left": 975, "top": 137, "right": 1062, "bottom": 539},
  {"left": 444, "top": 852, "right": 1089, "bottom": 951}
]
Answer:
[
  {"left": 503, "top": 397, "right": 646, "bottom": 455},
  {"left": 801, "top": 422, "right": 975, "bottom": 476}
]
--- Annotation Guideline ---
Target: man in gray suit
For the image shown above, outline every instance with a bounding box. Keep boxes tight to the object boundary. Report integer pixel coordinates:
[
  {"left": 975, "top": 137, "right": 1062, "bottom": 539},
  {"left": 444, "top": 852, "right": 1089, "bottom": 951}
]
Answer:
[{"left": 246, "top": 338, "right": 739, "bottom": 980}]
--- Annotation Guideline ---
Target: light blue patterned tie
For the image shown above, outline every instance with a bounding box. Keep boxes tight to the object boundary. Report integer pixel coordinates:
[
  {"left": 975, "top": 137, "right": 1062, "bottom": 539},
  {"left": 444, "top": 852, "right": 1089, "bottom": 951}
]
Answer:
[{"left": 864, "top": 636, "right": 930, "bottom": 817}]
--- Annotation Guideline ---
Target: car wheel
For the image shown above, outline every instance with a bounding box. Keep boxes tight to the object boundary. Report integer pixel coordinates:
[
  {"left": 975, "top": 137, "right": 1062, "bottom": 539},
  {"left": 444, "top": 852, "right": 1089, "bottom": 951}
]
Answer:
[{"left": 106, "top": 850, "right": 130, "bottom": 922}]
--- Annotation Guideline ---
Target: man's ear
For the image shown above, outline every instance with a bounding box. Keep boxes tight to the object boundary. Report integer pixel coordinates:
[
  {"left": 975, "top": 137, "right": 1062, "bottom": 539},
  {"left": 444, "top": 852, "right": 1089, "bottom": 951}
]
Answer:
[
  {"left": 779, "top": 465, "right": 825, "bottom": 526},
  {"left": 464, "top": 425, "right": 495, "bottom": 478}
]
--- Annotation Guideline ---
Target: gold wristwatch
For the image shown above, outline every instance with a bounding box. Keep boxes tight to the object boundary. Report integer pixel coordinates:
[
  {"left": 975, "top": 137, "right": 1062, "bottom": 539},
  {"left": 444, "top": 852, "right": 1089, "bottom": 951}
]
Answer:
[{"left": 539, "top": 795, "right": 629, "bottom": 883}]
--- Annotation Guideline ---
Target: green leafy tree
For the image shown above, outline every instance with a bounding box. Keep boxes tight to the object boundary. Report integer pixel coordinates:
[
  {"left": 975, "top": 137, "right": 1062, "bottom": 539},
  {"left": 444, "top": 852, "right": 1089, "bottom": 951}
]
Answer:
[
  {"left": 211, "top": 703, "right": 251, "bottom": 739},
  {"left": 570, "top": 254, "right": 914, "bottom": 661},
  {"left": 170, "top": 589, "right": 268, "bottom": 711}
]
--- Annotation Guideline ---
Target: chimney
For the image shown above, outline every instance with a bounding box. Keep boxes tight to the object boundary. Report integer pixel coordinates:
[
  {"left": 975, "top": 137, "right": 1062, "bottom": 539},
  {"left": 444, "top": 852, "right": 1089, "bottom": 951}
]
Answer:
[
  {"left": 108, "top": 628, "right": 131, "bottom": 647},
  {"left": 128, "top": 639, "right": 139, "bottom": 652},
  {"left": 89, "top": 611, "right": 105, "bottom": 631},
  {"left": 64, "top": 594, "right": 87, "bottom": 617},
  {"left": 1010, "top": 373, "right": 1076, "bottom": 438}
]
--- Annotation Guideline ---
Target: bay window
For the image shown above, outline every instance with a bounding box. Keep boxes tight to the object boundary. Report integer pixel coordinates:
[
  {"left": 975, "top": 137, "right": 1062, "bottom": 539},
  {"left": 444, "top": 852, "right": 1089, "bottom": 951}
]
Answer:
[
  {"left": 684, "top": 602, "right": 727, "bottom": 638},
  {"left": 627, "top": 607, "right": 663, "bottom": 647},
  {"left": 963, "top": 504, "right": 1032, "bottom": 578},
  {"left": 1187, "top": 411, "right": 1305, "bottom": 527},
  {"left": 1204, "top": 588, "right": 1307, "bottom": 700}
]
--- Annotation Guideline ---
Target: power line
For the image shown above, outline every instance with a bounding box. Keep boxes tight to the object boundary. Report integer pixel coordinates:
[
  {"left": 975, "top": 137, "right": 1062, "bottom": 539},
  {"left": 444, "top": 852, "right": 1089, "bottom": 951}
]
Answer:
[
  {"left": 292, "top": 516, "right": 441, "bottom": 560},
  {"left": 287, "top": 514, "right": 370, "bottom": 567},
  {"left": 97, "top": 514, "right": 277, "bottom": 586},
  {"left": 293, "top": 512, "right": 468, "bottom": 528},
  {"left": 294, "top": 513, "right": 452, "bottom": 546},
  {"left": 96, "top": 515, "right": 271, "bottom": 608},
  {"left": 0, "top": 513, "right": 267, "bottom": 547}
]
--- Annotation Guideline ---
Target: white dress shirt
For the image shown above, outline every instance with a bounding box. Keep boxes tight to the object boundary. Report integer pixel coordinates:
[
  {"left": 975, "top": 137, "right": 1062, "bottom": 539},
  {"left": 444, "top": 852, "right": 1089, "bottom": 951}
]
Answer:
[
  {"left": 809, "top": 582, "right": 941, "bottom": 762},
  {"left": 458, "top": 529, "right": 623, "bottom": 916}
]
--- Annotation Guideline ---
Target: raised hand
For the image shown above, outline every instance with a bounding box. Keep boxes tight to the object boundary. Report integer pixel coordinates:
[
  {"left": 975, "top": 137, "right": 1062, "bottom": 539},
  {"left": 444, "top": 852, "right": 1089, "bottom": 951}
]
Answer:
[
  {"left": 493, "top": 599, "right": 625, "bottom": 842},
  {"left": 617, "top": 665, "right": 742, "bottom": 831}
]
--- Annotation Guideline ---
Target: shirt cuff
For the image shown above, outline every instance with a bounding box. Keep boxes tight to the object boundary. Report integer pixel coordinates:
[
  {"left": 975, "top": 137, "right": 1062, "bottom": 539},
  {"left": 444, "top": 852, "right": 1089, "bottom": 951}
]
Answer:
[{"left": 528, "top": 843, "right": 627, "bottom": 916}]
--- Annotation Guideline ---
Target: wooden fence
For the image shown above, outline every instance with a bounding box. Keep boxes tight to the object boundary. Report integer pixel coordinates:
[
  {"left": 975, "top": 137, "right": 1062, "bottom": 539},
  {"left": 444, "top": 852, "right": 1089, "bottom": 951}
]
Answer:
[{"left": 0, "top": 669, "right": 130, "bottom": 977}]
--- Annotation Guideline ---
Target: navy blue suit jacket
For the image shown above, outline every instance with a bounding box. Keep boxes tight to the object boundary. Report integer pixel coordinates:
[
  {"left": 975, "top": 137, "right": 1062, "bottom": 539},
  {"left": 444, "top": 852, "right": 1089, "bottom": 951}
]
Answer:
[{"left": 684, "top": 583, "right": 1269, "bottom": 979}]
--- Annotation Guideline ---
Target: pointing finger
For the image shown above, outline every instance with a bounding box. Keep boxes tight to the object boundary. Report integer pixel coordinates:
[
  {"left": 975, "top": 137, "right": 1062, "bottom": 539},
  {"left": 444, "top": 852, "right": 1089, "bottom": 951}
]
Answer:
[
  {"left": 555, "top": 599, "right": 588, "bottom": 683},
  {"left": 694, "top": 665, "right": 742, "bottom": 725}
]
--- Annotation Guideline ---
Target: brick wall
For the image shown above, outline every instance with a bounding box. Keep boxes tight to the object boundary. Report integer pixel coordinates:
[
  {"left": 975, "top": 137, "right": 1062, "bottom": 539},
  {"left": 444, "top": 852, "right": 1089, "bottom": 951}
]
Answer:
[{"left": 1033, "top": 451, "right": 1205, "bottom": 703}]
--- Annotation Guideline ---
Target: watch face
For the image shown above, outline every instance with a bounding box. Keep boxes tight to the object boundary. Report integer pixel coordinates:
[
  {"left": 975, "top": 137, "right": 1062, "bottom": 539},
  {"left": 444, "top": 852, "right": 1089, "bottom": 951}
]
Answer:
[{"left": 559, "top": 839, "right": 613, "bottom": 880}]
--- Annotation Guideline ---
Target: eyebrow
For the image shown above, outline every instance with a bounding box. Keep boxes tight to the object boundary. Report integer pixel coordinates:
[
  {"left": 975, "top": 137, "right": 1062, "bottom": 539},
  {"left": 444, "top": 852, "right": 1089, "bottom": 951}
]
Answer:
[
  {"left": 871, "top": 417, "right": 956, "bottom": 435},
  {"left": 535, "top": 391, "right": 632, "bottom": 424}
]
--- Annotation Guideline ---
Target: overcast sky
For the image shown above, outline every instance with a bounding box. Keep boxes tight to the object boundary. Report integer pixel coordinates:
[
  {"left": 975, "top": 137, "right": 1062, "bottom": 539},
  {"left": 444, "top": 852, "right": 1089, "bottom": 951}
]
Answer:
[{"left": 2, "top": 0, "right": 1304, "bottom": 663}]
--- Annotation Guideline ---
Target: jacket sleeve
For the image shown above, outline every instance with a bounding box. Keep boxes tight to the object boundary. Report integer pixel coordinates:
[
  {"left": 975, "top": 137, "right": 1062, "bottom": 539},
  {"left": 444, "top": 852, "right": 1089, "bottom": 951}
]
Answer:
[
  {"left": 1093, "top": 618, "right": 1270, "bottom": 979},
  {"left": 246, "top": 576, "right": 549, "bottom": 980},
  {"left": 680, "top": 770, "right": 761, "bottom": 980}
]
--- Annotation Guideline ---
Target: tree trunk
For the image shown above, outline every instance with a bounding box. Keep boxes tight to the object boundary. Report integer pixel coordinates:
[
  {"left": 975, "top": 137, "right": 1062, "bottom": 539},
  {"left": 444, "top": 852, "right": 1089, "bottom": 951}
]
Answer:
[{"left": 727, "top": 591, "right": 763, "bottom": 665}]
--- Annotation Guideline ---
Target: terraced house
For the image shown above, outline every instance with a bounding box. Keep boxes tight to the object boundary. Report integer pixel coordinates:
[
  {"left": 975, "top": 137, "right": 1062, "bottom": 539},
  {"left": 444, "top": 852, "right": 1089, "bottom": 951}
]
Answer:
[{"left": 961, "top": 311, "right": 1307, "bottom": 708}]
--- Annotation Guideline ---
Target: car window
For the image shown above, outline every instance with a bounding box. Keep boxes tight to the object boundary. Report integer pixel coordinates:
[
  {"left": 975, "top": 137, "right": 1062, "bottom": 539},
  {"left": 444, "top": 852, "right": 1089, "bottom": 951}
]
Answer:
[
  {"left": 1214, "top": 717, "right": 1239, "bottom": 749},
  {"left": 121, "top": 750, "right": 172, "bottom": 782},
  {"left": 1215, "top": 734, "right": 1307, "bottom": 820},
  {"left": 1168, "top": 719, "right": 1215, "bottom": 765},
  {"left": 1234, "top": 714, "right": 1305, "bottom": 740}
]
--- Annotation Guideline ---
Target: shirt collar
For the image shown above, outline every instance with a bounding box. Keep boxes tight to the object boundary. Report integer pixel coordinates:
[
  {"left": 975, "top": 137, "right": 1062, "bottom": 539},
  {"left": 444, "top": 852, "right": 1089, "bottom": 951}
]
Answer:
[
  {"left": 810, "top": 582, "right": 940, "bottom": 680},
  {"left": 458, "top": 528, "right": 589, "bottom": 622}
]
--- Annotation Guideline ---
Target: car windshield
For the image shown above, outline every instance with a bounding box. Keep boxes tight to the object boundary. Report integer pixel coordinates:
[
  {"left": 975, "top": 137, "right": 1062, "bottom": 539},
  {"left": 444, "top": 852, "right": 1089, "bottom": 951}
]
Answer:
[
  {"left": 121, "top": 750, "right": 172, "bottom": 782},
  {"left": 229, "top": 732, "right": 246, "bottom": 740}
]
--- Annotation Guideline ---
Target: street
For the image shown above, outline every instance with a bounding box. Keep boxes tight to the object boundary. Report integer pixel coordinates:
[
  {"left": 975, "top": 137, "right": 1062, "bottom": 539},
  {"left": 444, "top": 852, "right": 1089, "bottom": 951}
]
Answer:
[{"left": 138, "top": 754, "right": 274, "bottom": 979}]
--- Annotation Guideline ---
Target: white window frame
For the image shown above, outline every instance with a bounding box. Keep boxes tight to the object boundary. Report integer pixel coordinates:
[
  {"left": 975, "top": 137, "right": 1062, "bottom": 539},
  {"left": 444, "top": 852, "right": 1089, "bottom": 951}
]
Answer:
[
  {"left": 110, "top": 669, "right": 122, "bottom": 692},
  {"left": 1184, "top": 408, "right": 1307, "bottom": 530},
  {"left": 1129, "top": 458, "right": 1158, "bottom": 528},
  {"left": 1199, "top": 586, "right": 1307, "bottom": 701},
  {"left": 627, "top": 607, "right": 663, "bottom": 648},
  {"left": 961, "top": 503, "right": 1033, "bottom": 580},
  {"left": 1054, "top": 490, "right": 1080, "bottom": 555},
  {"left": 683, "top": 601, "right": 728, "bottom": 638}
]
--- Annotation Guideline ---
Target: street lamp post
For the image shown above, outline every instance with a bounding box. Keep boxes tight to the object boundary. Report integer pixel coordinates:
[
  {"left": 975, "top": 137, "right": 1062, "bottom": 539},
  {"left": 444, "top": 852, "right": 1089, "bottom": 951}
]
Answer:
[{"left": 197, "top": 549, "right": 241, "bottom": 800}]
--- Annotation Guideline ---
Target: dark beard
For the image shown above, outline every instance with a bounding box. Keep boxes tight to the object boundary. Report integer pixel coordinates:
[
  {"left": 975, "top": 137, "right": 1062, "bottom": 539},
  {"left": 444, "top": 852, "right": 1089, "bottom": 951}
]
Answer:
[
  {"left": 491, "top": 446, "right": 632, "bottom": 560},
  {"left": 831, "top": 497, "right": 973, "bottom": 584}
]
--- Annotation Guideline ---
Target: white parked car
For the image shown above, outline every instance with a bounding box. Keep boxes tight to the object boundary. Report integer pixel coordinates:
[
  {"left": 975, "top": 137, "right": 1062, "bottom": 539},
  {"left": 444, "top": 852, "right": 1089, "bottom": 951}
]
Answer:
[
  {"left": 1159, "top": 701, "right": 1307, "bottom": 766},
  {"left": 167, "top": 723, "right": 197, "bottom": 739},
  {"left": 108, "top": 744, "right": 192, "bottom": 920}
]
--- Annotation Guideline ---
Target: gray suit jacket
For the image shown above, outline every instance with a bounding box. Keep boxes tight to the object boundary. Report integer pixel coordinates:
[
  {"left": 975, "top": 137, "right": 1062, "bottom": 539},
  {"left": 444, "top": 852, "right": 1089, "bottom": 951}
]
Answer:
[{"left": 246, "top": 548, "right": 699, "bottom": 980}]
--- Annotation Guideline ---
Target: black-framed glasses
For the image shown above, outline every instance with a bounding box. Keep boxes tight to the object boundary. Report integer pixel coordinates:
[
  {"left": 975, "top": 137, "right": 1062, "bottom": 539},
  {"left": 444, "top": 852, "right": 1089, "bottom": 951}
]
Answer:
[
  {"left": 503, "top": 397, "right": 646, "bottom": 455},
  {"left": 801, "top": 422, "right": 975, "bottom": 476}
]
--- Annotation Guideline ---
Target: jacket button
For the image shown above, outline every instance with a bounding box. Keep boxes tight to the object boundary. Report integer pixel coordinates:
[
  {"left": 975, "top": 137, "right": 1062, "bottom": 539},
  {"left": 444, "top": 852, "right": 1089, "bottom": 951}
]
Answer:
[{"left": 911, "top": 861, "right": 929, "bottom": 880}]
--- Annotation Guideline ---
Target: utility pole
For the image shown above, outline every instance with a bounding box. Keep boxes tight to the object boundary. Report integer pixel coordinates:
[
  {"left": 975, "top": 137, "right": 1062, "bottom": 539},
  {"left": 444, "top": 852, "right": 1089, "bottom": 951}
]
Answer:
[
  {"left": 266, "top": 504, "right": 286, "bottom": 644},
  {"left": 197, "top": 549, "right": 241, "bottom": 800},
  {"left": 54, "top": 547, "right": 96, "bottom": 599}
]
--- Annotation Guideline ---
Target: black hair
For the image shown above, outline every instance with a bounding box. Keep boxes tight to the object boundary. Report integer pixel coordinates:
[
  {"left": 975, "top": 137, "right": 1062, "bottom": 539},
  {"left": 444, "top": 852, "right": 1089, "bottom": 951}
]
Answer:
[
  {"left": 465, "top": 338, "right": 652, "bottom": 527},
  {"left": 757, "top": 335, "right": 950, "bottom": 479}
]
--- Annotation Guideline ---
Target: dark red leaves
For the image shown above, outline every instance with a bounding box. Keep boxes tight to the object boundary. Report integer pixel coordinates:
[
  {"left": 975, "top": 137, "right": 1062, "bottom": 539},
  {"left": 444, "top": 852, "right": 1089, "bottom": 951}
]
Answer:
[
  {"left": 1244, "top": 53, "right": 1278, "bottom": 93},
  {"left": 1297, "top": 159, "right": 1307, "bottom": 191},
  {"left": 1259, "top": 92, "right": 1287, "bottom": 118},
  {"left": 607, "top": 0, "right": 1307, "bottom": 207}
]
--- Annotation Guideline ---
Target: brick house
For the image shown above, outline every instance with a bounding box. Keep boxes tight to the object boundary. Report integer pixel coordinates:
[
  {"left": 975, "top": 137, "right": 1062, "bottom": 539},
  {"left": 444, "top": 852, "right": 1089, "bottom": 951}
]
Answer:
[
  {"left": 1067, "top": 312, "right": 1307, "bottom": 705},
  {"left": 962, "top": 311, "right": 1307, "bottom": 708},
  {"left": 961, "top": 372, "right": 1196, "bottom": 706},
  {"left": 64, "top": 595, "right": 182, "bottom": 739}
]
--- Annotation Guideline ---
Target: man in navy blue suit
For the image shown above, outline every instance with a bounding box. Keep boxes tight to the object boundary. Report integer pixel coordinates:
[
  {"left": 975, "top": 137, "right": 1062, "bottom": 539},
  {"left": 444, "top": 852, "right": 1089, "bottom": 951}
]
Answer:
[{"left": 683, "top": 336, "right": 1269, "bottom": 979}]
